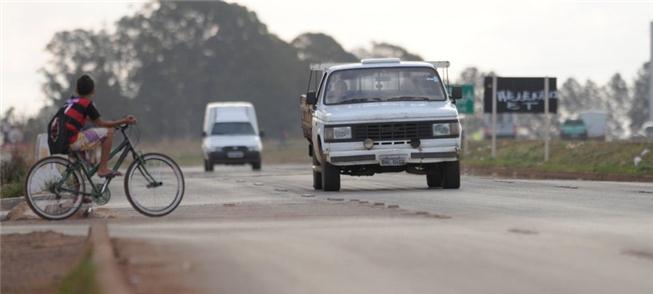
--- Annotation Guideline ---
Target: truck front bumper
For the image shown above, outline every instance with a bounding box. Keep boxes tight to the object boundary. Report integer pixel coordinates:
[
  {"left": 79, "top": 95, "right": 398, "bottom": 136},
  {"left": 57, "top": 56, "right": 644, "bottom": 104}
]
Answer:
[
  {"left": 324, "top": 141, "right": 460, "bottom": 166},
  {"left": 208, "top": 151, "right": 261, "bottom": 164}
]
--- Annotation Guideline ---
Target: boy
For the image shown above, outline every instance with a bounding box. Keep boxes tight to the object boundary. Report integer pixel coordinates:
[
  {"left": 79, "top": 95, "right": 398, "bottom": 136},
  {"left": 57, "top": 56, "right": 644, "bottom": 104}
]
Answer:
[{"left": 64, "top": 74, "right": 136, "bottom": 177}]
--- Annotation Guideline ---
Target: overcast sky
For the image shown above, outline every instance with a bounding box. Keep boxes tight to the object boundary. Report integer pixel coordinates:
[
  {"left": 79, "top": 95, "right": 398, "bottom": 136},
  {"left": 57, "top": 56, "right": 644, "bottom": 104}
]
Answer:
[{"left": 2, "top": 0, "right": 653, "bottom": 117}]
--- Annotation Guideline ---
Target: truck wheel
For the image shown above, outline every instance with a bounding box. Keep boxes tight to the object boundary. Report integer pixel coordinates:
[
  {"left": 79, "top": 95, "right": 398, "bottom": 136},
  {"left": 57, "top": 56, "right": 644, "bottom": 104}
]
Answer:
[
  {"left": 426, "top": 164, "right": 443, "bottom": 188},
  {"left": 312, "top": 156, "right": 322, "bottom": 190},
  {"left": 442, "top": 161, "right": 460, "bottom": 189},
  {"left": 321, "top": 162, "right": 340, "bottom": 191},
  {"left": 204, "top": 159, "right": 213, "bottom": 172},
  {"left": 313, "top": 170, "right": 323, "bottom": 190},
  {"left": 252, "top": 161, "right": 261, "bottom": 171}
]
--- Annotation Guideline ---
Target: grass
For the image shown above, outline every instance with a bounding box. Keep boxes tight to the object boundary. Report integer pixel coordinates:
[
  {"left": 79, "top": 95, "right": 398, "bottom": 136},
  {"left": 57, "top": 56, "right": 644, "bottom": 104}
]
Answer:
[
  {"left": 137, "top": 137, "right": 309, "bottom": 166},
  {"left": 138, "top": 137, "right": 653, "bottom": 175},
  {"left": 1, "top": 147, "right": 29, "bottom": 198},
  {"left": 57, "top": 248, "right": 99, "bottom": 294},
  {"left": 1, "top": 181, "right": 24, "bottom": 199},
  {"left": 463, "top": 139, "right": 653, "bottom": 175}
]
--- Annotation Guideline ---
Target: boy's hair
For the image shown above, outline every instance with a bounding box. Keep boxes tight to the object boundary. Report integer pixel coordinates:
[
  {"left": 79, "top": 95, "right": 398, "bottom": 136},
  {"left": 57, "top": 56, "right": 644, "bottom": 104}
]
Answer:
[{"left": 76, "top": 74, "right": 95, "bottom": 96}]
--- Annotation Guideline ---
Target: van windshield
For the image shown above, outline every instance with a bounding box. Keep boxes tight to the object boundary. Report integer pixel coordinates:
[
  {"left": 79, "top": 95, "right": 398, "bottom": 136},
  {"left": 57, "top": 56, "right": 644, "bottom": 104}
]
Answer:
[
  {"left": 324, "top": 67, "right": 446, "bottom": 105},
  {"left": 212, "top": 122, "right": 255, "bottom": 135}
]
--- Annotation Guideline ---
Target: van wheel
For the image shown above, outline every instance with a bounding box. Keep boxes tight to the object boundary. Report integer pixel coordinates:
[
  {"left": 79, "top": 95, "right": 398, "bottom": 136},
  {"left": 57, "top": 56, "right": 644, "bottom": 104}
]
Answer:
[
  {"left": 312, "top": 156, "right": 322, "bottom": 190},
  {"left": 443, "top": 161, "right": 460, "bottom": 189},
  {"left": 204, "top": 159, "right": 213, "bottom": 172},
  {"left": 321, "top": 162, "right": 340, "bottom": 191},
  {"left": 252, "top": 161, "right": 261, "bottom": 171},
  {"left": 426, "top": 164, "right": 443, "bottom": 188}
]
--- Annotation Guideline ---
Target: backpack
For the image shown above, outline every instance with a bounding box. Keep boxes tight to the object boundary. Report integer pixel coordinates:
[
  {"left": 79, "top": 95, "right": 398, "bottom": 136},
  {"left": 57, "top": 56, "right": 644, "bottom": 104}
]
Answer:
[{"left": 47, "top": 106, "right": 70, "bottom": 154}]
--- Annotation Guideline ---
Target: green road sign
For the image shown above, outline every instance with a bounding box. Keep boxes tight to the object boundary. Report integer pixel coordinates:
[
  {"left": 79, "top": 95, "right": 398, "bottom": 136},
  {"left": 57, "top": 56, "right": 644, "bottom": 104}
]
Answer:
[{"left": 449, "top": 84, "right": 474, "bottom": 114}]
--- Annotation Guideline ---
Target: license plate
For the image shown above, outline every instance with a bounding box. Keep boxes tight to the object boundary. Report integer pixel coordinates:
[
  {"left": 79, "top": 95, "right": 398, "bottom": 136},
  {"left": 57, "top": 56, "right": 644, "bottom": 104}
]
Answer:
[
  {"left": 379, "top": 156, "right": 405, "bottom": 166},
  {"left": 227, "top": 151, "right": 244, "bottom": 158}
]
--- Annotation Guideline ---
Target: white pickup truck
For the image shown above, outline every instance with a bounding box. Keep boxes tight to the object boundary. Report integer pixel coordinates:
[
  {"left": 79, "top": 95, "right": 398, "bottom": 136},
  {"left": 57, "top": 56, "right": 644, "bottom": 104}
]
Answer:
[{"left": 299, "top": 58, "right": 463, "bottom": 191}]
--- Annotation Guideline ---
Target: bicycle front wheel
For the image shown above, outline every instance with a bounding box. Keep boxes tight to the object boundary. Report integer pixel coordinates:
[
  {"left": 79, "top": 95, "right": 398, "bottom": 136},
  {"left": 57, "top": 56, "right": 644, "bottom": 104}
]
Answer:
[
  {"left": 24, "top": 156, "right": 85, "bottom": 220},
  {"left": 124, "top": 153, "right": 184, "bottom": 217}
]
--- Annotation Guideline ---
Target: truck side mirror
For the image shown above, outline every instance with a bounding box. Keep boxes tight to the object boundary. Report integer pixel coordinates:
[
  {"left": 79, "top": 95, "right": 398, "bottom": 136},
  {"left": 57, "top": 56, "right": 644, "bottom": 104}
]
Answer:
[
  {"left": 259, "top": 130, "right": 265, "bottom": 138},
  {"left": 450, "top": 86, "right": 463, "bottom": 100},
  {"left": 306, "top": 91, "right": 318, "bottom": 105},
  {"left": 201, "top": 131, "right": 206, "bottom": 137}
]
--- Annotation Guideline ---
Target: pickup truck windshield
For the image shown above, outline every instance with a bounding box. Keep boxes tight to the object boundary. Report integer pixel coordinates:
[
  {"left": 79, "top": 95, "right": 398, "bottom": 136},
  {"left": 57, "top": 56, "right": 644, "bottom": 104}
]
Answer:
[
  {"left": 324, "top": 67, "right": 446, "bottom": 105},
  {"left": 211, "top": 122, "right": 255, "bottom": 135}
]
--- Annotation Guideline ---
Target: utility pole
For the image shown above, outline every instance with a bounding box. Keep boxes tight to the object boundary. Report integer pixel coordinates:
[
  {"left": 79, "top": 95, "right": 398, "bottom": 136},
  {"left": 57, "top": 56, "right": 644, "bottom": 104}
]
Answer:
[
  {"left": 544, "top": 77, "right": 550, "bottom": 162},
  {"left": 649, "top": 22, "right": 653, "bottom": 122}
]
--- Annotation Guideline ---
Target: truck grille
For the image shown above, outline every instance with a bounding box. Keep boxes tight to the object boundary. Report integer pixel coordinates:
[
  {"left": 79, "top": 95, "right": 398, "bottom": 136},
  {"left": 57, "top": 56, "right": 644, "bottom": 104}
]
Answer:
[{"left": 351, "top": 121, "right": 434, "bottom": 141}]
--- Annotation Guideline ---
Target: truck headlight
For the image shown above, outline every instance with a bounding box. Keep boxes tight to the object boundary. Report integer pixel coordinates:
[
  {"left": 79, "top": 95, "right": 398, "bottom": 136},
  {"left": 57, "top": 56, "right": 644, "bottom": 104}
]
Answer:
[
  {"left": 433, "top": 122, "right": 460, "bottom": 136},
  {"left": 325, "top": 126, "right": 352, "bottom": 141}
]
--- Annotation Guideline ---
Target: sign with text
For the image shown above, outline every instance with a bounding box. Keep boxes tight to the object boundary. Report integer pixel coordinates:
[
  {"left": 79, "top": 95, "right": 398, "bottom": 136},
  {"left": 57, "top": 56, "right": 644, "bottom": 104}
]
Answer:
[
  {"left": 483, "top": 77, "right": 557, "bottom": 113},
  {"left": 448, "top": 84, "right": 474, "bottom": 114}
]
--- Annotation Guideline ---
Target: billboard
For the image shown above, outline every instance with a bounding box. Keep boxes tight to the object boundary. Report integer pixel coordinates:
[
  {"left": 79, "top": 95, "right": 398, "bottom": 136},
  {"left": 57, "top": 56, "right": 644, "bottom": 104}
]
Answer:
[{"left": 483, "top": 77, "right": 557, "bottom": 113}]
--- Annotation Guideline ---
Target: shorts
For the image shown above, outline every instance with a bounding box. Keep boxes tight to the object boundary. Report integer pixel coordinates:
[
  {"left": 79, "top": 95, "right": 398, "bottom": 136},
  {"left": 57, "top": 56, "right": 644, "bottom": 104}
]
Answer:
[{"left": 69, "top": 128, "right": 108, "bottom": 151}]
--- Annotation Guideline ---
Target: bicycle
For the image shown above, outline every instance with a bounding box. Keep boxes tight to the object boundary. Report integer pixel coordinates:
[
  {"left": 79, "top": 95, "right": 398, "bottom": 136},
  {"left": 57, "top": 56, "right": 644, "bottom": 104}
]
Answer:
[{"left": 24, "top": 124, "right": 185, "bottom": 220}]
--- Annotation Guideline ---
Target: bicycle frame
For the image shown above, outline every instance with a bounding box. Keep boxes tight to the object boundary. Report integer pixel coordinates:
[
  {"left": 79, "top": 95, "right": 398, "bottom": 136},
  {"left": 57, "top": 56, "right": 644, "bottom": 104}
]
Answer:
[{"left": 56, "top": 126, "right": 159, "bottom": 198}]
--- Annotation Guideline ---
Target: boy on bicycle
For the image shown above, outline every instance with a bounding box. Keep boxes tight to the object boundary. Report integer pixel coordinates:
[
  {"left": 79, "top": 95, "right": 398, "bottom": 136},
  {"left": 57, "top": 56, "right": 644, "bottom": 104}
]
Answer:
[{"left": 64, "top": 74, "right": 136, "bottom": 177}]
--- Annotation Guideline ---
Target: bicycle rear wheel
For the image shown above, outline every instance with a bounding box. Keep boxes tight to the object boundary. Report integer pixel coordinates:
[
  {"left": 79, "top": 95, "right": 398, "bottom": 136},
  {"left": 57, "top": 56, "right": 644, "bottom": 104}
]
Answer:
[
  {"left": 24, "top": 156, "right": 84, "bottom": 220},
  {"left": 124, "top": 153, "right": 184, "bottom": 217}
]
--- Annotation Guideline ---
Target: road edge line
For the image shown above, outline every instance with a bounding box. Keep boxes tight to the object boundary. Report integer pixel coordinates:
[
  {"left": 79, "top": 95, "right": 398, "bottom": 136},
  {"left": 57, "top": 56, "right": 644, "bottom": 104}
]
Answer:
[{"left": 89, "top": 223, "right": 131, "bottom": 294}]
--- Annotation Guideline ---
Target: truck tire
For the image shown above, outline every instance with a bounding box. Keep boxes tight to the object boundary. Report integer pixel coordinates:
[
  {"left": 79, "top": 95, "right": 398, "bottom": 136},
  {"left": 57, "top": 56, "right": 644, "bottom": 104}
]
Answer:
[
  {"left": 426, "top": 164, "right": 443, "bottom": 188},
  {"left": 252, "top": 161, "right": 261, "bottom": 171},
  {"left": 312, "top": 155, "right": 322, "bottom": 190},
  {"left": 321, "top": 161, "right": 340, "bottom": 191},
  {"left": 204, "top": 159, "right": 213, "bottom": 172},
  {"left": 442, "top": 161, "right": 460, "bottom": 189}
]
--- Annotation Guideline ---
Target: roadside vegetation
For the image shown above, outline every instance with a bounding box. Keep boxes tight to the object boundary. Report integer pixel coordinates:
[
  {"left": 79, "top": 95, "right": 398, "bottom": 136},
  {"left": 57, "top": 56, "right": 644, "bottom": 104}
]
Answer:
[
  {"left": 141, "top": 138, "right": 309, "bottom": 167},
  {"left": 463, "top": 140, "right": 653, "bottom": 175},
  {"left": 1, "top": 148, "right": 28, "bottom": 198},
  {"left": 57, "top": 248, "right": 98, "bottom": 294},
  {"left": 145, "top": 137, "right": 653, "bottom": 176}
]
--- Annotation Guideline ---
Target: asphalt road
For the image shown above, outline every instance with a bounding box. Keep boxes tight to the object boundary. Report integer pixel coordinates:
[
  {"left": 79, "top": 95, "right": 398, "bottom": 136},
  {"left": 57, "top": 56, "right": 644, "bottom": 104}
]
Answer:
[{"left": 2, "top": 164, "right": 653, "bottom": 294}]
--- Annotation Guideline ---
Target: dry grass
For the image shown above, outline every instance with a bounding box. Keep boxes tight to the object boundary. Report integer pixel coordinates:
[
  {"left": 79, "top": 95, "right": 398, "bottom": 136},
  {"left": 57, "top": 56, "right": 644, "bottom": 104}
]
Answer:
[
  {"left": 463, "top": 139, "right": 653, "bottom": 175},
  {"left": 135, "top": 137, "right": 309, "bottom": 166}
]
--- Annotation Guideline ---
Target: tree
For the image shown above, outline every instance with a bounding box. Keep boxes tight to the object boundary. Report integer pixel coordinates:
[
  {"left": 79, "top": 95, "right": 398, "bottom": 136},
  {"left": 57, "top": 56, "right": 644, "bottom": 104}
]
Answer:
[
  {"left": 353, "top": 42, "right": 422, "bottom": 60},
  {"left": 629, "top": 62, "right": 650, "bottom": 133},
  {"left": 603, "top": 73, "right": 631, "bottom": 138},
  {"left": 582, "top": 79, "right": 603, "bottom": 110},
  {"left": 291, "top": 33, "right": 357, "bottom": 63},
  {"left": 41, "top": 1, "right": 307, "bottom": 140},
  {"left": 41, "top": 29, "right": 132, "bottom": 119},
  {"left": 558, "top": 77, "right": 584, "bottom": 120}
]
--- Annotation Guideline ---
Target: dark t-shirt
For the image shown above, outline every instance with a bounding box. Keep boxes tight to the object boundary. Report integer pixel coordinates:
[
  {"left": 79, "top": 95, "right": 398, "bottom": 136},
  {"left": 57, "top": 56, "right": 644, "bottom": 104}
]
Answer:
[{"left": 63, "top": 96, "right": 101, "bottom": 143}]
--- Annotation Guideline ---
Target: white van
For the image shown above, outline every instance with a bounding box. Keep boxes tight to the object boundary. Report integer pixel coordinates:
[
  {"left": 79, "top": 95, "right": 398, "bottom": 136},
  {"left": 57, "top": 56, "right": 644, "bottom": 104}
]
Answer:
[{"left": 201, "top": 102, "right": 263, "bottom": 171}]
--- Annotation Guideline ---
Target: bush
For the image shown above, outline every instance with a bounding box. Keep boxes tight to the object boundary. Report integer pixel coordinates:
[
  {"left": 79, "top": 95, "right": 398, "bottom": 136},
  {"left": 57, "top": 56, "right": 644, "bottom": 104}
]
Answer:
[{"left": 1, "top": 149, "right": 28, "bottom": 198}]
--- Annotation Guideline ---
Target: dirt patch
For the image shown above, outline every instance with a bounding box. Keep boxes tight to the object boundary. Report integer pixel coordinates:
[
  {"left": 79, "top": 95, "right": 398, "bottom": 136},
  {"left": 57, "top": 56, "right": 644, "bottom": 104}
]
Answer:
[
  {"left": 4, "top": 202, "right": 117, "bottom": 222},
  {"left": 1, "top": 230, "right": 87, "bottom": 294},
  {"left": 5, "top": 201, "right": 37, "bottom": 221},
  {"left": 622, "top": 249, "right": 653, "bottom": 260},
  {"left": 113, "top": 238, "right": 200, "bottom": 294},
  {"left": 508, "top": 228, "right": 539, "bottom": 235}
]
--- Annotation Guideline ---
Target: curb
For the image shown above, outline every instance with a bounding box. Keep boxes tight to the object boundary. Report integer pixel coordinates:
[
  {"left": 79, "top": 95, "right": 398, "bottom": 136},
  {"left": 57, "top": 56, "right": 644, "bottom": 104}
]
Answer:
[
  {"left": 1, "top": 197, "right": 24, "bottom": 211},
  {"left": 88, "top": 223, "right": 131, "bottom": 294}
]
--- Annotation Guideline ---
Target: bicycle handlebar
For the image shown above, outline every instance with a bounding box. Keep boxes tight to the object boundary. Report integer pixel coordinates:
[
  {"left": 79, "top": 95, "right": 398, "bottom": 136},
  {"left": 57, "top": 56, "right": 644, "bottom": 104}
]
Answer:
[{"left": 115, "top": 123, "right": 134, "bottom": 130}]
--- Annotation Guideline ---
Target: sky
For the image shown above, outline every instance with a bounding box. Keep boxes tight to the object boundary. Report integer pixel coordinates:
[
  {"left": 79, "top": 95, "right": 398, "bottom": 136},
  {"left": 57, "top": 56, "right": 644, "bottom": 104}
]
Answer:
[{"left": 2, "top": 0, "right": 653, "bottom": 118}]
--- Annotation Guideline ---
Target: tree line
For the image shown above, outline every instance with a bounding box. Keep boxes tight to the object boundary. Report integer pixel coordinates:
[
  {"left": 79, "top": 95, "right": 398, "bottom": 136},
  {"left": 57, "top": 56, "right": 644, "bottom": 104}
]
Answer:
[{"left": 4, "top": 0, "right": 650, "bottom": 143}]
